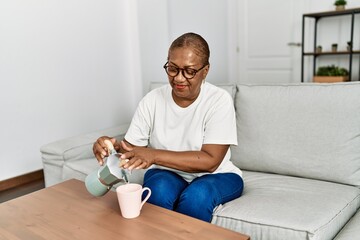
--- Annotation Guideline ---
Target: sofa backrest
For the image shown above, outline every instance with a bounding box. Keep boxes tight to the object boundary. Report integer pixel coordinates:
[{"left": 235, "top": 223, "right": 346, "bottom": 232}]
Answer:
[{"left": 230, "top": 82, "right": 360, "bottom": 187}]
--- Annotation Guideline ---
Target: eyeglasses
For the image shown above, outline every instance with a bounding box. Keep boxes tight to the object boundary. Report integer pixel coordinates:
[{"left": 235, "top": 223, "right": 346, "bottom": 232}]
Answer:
[{"left": 163, "top": 62, "right": 207, "bottom": 80}]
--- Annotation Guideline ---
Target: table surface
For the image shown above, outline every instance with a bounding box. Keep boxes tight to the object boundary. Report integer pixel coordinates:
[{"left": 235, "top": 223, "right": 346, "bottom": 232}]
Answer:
[{"left": 0, "top": 179, "right": 250, "bottom": 240}]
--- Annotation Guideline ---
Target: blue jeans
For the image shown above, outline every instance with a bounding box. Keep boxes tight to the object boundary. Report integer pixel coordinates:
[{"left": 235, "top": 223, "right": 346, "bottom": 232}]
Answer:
[{"left": 143, "top": 169, "right": 244, "bottom": 222}]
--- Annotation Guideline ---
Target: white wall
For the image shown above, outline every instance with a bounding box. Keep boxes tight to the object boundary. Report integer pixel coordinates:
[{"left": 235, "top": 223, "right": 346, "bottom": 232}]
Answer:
[
  {"left": 136, "top": 0, "right": 169, "bottom": 94},
  {"left": 137, "top": 0, "right": 238, "bottom": 92},
  {"left": 0, "top": 0, "right": 142, "bottom": 181}
]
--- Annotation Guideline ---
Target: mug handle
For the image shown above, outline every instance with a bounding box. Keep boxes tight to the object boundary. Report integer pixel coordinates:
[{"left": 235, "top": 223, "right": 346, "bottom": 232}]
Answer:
[{"left": 140, "top": 187, "right": 151, "bottom": 209}]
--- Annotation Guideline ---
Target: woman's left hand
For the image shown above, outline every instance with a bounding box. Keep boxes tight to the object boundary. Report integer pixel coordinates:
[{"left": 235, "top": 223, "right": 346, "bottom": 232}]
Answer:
[{"left": 119, "top": 141, "right": 155, "bottom": 170}]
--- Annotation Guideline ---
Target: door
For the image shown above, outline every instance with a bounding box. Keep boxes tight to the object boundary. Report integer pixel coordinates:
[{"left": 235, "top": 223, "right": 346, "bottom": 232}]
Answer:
[{"left": 237, "top": 0, "right": 309, "bottom": 83}]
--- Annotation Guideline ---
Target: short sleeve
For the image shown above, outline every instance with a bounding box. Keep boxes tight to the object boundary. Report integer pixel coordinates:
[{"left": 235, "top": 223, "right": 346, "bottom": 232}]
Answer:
[{"left": 203, "top": 90, "right": 237, "bottom": 145}]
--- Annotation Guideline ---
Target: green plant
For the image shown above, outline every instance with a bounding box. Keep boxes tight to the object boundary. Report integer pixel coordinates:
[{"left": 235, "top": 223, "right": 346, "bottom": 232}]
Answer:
[
  {"left": 316, "top": 65, "right": 349, "bottom": 76},
  {"left": 334, "top": 0, "right": 347, "bottom": 6}
]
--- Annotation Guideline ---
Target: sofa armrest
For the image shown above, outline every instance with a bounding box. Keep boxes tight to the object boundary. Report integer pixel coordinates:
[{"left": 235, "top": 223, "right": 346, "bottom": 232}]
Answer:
[{"left": 40, "top": 123, "right": 130, "bottom": 187}]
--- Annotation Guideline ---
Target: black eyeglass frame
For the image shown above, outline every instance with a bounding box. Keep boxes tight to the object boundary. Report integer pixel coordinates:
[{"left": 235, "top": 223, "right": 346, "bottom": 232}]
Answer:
[{"left": 163, "top": 62, "right": 208, "bottom": 80}]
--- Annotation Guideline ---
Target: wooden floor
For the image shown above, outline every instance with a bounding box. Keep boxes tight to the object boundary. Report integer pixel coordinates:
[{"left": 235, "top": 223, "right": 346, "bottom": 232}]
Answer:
[{"left": 0, "top": 179, "right": 45, "bottom": 203}]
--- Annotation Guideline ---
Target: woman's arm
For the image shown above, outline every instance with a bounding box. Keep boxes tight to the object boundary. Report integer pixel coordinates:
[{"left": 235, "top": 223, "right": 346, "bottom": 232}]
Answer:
[{"left": 120, "top": 141, "right": 229, "bottom": 173}]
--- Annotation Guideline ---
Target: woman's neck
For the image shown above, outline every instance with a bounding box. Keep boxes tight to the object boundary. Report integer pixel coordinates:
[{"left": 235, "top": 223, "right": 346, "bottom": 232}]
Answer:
[{"left": 171, "top": 90, "right": 200, "bottom": 108}]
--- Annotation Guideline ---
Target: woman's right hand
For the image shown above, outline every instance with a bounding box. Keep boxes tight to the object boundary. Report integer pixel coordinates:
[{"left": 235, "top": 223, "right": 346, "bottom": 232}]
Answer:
[{"left": 93, "top": 136, "right": 120, "bottom": 165}]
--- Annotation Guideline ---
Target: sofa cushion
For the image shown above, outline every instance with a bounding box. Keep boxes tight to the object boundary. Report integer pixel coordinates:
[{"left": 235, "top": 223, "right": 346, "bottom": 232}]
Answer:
[
  {"left": 231, "top": 82, "right": 360, "bottom": 186},
  {"left": 212, "top": 171, "right": 360, "bottom": 240},
  {"left": 334, "top": 209, "right": 360, "bottom": 240}
]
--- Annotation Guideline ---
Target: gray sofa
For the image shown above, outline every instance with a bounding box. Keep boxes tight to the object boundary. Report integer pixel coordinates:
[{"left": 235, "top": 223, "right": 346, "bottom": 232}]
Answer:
[{"left": 41, "top": 82, "right": 360, "bottom": 240}]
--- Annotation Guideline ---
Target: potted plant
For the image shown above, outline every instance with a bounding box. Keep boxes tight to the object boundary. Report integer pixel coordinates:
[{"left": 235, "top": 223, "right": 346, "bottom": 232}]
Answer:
[
  {"left": 334, "top": 0, "right": 347, "bottom": 10},
  {"left": 314, "top": 65, "right": 349, "bottom": 83},
  {"left": 316, "top": 45, "right": 322, "bottom": 53},
  {"left": 347, "top": 41, "right": 352, "bottom": 51},
  {"left": 332, "top": 43, "right": 338, "bottom": 52}
]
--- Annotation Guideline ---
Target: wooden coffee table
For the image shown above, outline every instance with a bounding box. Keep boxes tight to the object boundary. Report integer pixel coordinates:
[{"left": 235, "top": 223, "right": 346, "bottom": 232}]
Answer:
[{"left": 0, "top": 179, "right": 249, "bottom": 240}]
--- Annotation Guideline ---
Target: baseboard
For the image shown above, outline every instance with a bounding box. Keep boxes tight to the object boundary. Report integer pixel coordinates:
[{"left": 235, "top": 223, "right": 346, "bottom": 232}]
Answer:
[{"left": 0, "top": 169, "right": 44, "bottom": 191}]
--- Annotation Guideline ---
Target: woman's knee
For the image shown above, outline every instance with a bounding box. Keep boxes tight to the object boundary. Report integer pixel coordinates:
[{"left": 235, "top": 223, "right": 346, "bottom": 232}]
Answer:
[
  {"left": 175, "top": 173, "right": 243, "bottom": 222},
  {"left": 182, "top": 180, "right": 218, "bottom": 204},
  {"left": 143, "top": 169, "right": 188, "bottom": 210},
  {"left": 175, "top": 180, "right": 218, "bottom": 222}
]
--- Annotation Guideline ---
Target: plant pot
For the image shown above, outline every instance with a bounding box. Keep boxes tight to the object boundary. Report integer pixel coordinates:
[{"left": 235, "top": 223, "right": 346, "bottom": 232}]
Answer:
[
  {"left": 332, "top": 45, "right": 338, "bottom": 52},
  {"left": 313, "top": 76, "right": 349, "bottom": 83},
  {"left": 336, "top": 5, "right": 345, "bottom": 11},
  {"left": 316, "top": 47, "right": 322, "bottom": 53},
  {"left": 347, "top": 42, "right": 352, "bottom": 51}
]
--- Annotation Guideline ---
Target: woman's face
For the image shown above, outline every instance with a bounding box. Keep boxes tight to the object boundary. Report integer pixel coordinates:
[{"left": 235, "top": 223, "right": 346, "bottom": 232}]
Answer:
[{"left": 167, "top": 47, "right": 209, "bottom": 107}]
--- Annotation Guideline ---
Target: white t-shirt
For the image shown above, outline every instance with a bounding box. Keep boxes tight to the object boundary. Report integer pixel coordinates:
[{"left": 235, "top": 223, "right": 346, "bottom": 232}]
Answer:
[{"left": 125, "top": 82, "right": 242, "bottom": 182}]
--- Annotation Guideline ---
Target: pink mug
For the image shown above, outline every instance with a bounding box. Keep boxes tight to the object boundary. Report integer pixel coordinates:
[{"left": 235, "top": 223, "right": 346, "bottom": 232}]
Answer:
[{"left": 116, "top": 183, "right": 151, "bottom": 219}]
